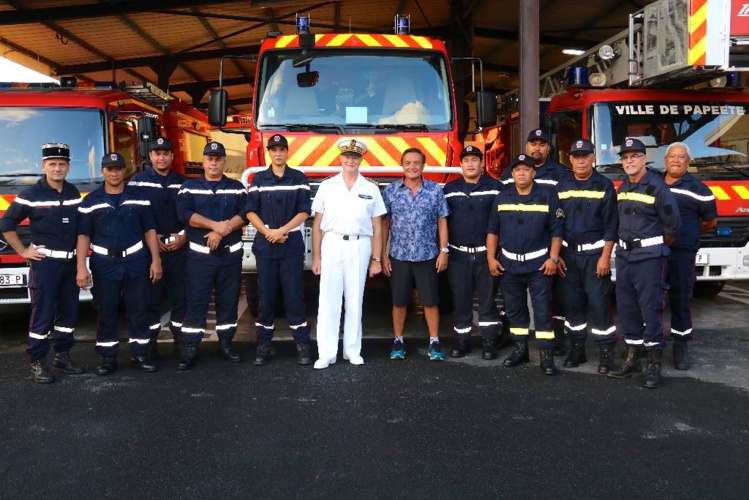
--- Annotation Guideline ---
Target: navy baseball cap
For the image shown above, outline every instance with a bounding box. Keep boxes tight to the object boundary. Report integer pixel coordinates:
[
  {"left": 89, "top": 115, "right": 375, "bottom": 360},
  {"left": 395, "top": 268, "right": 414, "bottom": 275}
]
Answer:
[
  {"left": 570, "top": 139, "right": 595, "bottom": 155},
  {"left": 460, "top": 145, "right": 483, "bottom": 160},
  {"left": 619, "top": 138, "right": 646, "bottom": 155},
  {"left": 527, "top": 129, "right": 550, "bottom": 143},
  {"left": 150, "top": 137, "right": 173, "bottom": 152},
  {"left": 266, "top": 134, "right": 289, "bottom": 149},
  {"left": 203, "top": 141, "right": 226, "bottom": 156},
  {"left": 511, "top": 154, "right": 535, "bottom": 169},
  {"left": 42, "top": 142, "right": 70, "bottom": 160},
  {"left": 101, "top": 152, "right": 126, "bottom": 169}
]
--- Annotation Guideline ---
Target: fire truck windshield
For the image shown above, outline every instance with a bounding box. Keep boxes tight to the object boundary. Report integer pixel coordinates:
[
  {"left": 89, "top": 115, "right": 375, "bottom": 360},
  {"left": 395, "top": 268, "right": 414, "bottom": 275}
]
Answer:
[
  {"left": 255, "top": 49, "right": 453, "bottom": 131},
  {"left": 0, "top": 107, "right": 105, "bottom": 183},
  {"left": 589, "top": 102, "right": 749, "bottom": 176}
]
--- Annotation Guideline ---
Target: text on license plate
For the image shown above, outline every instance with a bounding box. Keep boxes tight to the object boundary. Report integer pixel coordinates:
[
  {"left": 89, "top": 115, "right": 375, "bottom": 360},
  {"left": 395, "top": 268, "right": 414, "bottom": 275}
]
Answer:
[
  {"left": 0, "top": 274, "right": 25, "bottom": 286},
  {"left": 695, "top": 253, "right": 709, "bottom": 265}
]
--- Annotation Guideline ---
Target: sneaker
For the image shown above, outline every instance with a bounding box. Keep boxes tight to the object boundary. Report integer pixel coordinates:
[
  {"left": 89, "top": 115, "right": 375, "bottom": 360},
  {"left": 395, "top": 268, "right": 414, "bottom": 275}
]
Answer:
[
  {"left": 428, "top": 341, "right": 445, "bottom": 361},
  {"left": 390, "top": 339, "right": 406, "bottom": 360}
]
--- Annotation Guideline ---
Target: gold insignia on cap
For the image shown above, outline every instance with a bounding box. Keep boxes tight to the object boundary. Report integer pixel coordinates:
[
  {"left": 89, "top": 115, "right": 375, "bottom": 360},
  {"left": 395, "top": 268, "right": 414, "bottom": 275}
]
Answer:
[{"left": 337, "top": 138, "right": 366, "bottom": 156}]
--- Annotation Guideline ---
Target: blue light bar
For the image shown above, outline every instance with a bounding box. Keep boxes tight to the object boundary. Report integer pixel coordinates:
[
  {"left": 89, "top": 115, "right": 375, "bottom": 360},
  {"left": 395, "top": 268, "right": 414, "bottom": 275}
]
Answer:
[
  {"left": 395, "top": 14, "right": 410, "bottom": 35},
  {"left": 296, "top": 13, "right": 310, "bottom": 35},
  {"left": 568, "top": 67, "right": 589, "bottom": 87},
  {"left": 715, "top": 227, "right": 733, "bottom": 236}
]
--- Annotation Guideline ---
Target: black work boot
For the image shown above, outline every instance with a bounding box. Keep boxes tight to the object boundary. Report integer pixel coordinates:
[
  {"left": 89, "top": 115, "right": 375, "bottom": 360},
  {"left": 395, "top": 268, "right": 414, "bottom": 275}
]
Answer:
[
  {"left": 450, "top": 334, "right": 472, "bottom": 358},
  {"left": 297, "top": 343, "right": 312, "bottom": 365},
  {"left": 553, "top": 322, "right": 567, "bottom": 356},
  {"left": 673, "top": 341, "right": 690, "bottom": 370},
  {"left": 131, "top": 354, "right": 158, "bottom": 372},
  {"left": 539, "top": 349, "right": 558, "bottom": 376},
  {"left": 96, "top": 356, "right": 118, "bottom": 376},
  {"left": 482, "top": 338, "right": 497, "bottom": 360},
  {"left": 644, "top": 348, "right": 663, "bottom": 389},
  {"left": 219, "top": 339, "right": 242, "bottom": 363},
  {"left": 254, "top": 341, "right": 272, "bottom": 365},
  {"left": 30, "top": 359, "right": 55, "bottom": 384},
  {"left": 178, "top": 344, "right": 198, "bottom": 370},
  {"left": 607, "top": 345, "right": 643, "bottom": 379},
  {"left": 563, "top": 342, "right": 587, "bottom": 368},
  {"left": 53, "top": 351, "right": 85, "bottom": 374},
  {"left": 598, "top": 347, "right": 615, "bottom": 374},
  {"left": 503, "top": 339, "right": 530, "bottom": 367}
]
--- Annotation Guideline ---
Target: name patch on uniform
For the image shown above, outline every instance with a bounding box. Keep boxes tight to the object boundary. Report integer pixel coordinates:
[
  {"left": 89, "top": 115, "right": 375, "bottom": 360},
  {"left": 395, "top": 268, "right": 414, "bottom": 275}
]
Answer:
[
  {"left": 358, "top": 194, "right": 373, "bottom": 200},
  {"left": 555, "top": 208, "right": 566, "bottom": 219}
]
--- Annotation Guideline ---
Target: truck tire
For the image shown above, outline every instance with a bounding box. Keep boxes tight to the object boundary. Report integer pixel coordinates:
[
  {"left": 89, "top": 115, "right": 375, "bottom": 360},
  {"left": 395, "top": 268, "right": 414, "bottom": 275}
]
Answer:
[
  {"left": 693, "top": 281, "right": 724, "bottom": 298},
  {"left": 244, "top": 274, "right": 260, "bottom": 317}
]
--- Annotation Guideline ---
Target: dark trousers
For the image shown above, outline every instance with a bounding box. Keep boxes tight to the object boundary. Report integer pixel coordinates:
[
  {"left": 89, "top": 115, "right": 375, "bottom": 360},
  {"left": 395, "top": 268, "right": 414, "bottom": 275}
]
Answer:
[
  {"left": 667, "top": 249, "right": 696, "bottom": 342},
  {"left": 501, "top": 271, "right": 555, "bottom": 349},
  {"left": 92, "top": 275, "right": 150, "bottom": 357},
  {"left": 146, "top": 248, "right": 187, "bottom": 340},
  {"left": 255, "top": 254, "right": 310, "bottom": 344},
  {"left": 181, "top": 258, "right": 241, "bottom": 344},
  {"left": 551, "top": 275, "right": 565, "bottom": 335},
  {"left": 447, "top": 252, "right": 500, "bottom": 341},
  {"left": 615, "top": 256, "right": 668, "bottom": 350},
  {"left": 27, "top": 259, "right": 79, "bottom": 362},
  {"left": 559, "top": 250, "right": 616, "bottom": 347}
]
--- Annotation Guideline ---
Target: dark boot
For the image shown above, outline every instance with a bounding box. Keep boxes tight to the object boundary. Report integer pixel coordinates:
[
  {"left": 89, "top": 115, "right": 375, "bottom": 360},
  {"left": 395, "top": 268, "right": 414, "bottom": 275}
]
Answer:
[
  {"left": 482, "top": 338, "right": 497, "bottom": 360},
  {"left": 563, "top": 342, "right": 587, "bottom": 368},
  {"left": 148, "top": 336, "right": 160, "bottom": 360},
  {"left": 503, "top": 339, "right": 530, "bottom": 367},
  {"left": 96, "top": 356, "right": 118, "bottom": 376},
  {"left": 553, "top": 322, "right": 567, "bottom": 356},
  {"left": 53, "top": 351, "right": 85, "bottom": 374},
  {"left": 178, "top": 344, "right": 198, "bottom": 370},
  {"left": 607, "top": 345, "right": 643, "bottom": 379},
  {"left": 131, "top": 354, "right": 158, "bottom": 372},
  {"left": 219, "top": 339, "right": 242, "bottom": 363},
  {"left": 30, "top": 359, "right": 55, "bottom": 384},
  {"left": 597, "top": 347, "right": 615, "bottom": 374},
  {"left": 539, "top": 349, "right": 558, "bottom": 376},
  {"left": 673, "top": 342, "right": 690, "bottom": 370},
  {"left": 254, "top": 341, "right": 272, "bottom": 365},
  {"left": 297, "top": 343, "right": 312, "bottom": 365},
  {"left": 644, "top": 348, "right": 663, "bottom": 389},
  {"left": 450, "top": 334, "right": 471, "bottom": 358}
]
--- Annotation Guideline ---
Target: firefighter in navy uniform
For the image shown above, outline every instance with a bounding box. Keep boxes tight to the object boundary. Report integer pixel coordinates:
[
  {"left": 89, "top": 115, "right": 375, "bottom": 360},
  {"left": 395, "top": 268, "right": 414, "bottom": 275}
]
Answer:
[
  {"left": 76, "top": 153, "right": 163, "bottom": 376},
  {"left": 663, "top": 142, "right": 717, "bottom": 370},
  {"left": 556, "top": 139, "right": 619, "bottom": 373},
  {"left": 0, "top": 143, "right": 84, "bottom": 383},
  {"left": 443, "top": 145, "right": 503, "bottom": 359},
  {"left": 176, "top": 142, "right": 248, "bottom": 370},
  {"left": 500, "top": 129, "right": 570, "bottom": 355},
  {"left": 246, "top": 134, "right": 313, "bottom": 366},
  {"left": 129, "top": 137, "right": 187, "bottom": 358},
  {"left": 608, "top": 138, "right": 681, "bottom": 389},
  {"left": 487, "top": 154, "right": 565, "bottom": 375}
]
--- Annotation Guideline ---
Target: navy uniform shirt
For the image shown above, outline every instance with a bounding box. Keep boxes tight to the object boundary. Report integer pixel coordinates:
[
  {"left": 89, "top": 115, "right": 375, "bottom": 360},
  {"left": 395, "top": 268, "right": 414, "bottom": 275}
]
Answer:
[
  {"left": 129, "top": 167, "right": 187, "bottom": 237},
  {"left": 246, "top": 166, "right": 311, "bottom": 259},
  {"left": 617, "top": 170, "right": 682, "bottom": 262},
  {"left": 667, "top": 173, "right": 718, "bottom": 252},
  {"left": 501, "top": 158, "right": 569, "bottom": 190},
  {"left": 177, "top": 175, "right": 248, "bottom": 264},
  {"left": 77, "top": 185, "right": 156, "bottom": 279},
  {"left": 487, "top": 183, "right": 565, "bottom": 274},
  {"left": 0, "top": 177, "right": 81, "bottom": 255},
  {"left": 557, "top": 170, "right": 618, "bottom": 255},
  {"left": 443, "top": 175, "right": 501, "bottom": 262}
]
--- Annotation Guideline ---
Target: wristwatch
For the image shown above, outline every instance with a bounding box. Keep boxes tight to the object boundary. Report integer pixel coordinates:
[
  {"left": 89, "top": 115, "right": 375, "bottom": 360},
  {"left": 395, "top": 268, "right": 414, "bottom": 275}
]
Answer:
[
  {"left": 440, "top": 247, "right": 450, "bottom": 254},
  {"left": 371, "top": 257, "right": 381, "bottom": 262},
  {"left": 550, "top": 257, "right": 560, "bottom": 264}
]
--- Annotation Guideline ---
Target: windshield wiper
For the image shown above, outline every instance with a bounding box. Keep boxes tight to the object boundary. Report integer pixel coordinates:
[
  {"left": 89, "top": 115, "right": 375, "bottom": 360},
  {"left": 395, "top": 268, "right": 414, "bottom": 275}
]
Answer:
[
  {"left": 259, "top": 124, "right": 345, "bottom": 134},
  {"left": 373, "top": 123, "right": 431, "bottom": 132}
]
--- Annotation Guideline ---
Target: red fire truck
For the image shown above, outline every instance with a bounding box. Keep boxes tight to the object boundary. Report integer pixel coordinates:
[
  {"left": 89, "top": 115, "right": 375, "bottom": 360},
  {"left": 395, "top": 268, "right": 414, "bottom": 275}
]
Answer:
[{"left": 0, "top": 79, "right": 211, "bottom": 304}]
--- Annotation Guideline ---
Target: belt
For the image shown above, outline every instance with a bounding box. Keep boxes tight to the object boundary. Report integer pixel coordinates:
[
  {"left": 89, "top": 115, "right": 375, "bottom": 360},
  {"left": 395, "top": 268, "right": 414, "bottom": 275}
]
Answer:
[
  {"left": 563, "top": 240, "right": 606, "bottom": 252},
  {"left": 617, "top": 236, "right": 664, "bottom": 250},
  {"left": 91, "top": 241, "right": 143, "bottom": 258},
  {"left": 34, "top": 246, "right": 75, "bottom": 260},
  {"left": 501, "top": 247, "right": 548, "bottom": 262},
  {"left": 325, "top": 233, "right": 369, "bottom": 241},
  {"left": 189, "top": 241, "right": 243, "bottom": 255},
  {"left": 449, "top": 244, "right": 487, "bottom": 254},
  {"left": 264, "top": 224, "right": 302, "bottom": 232}
]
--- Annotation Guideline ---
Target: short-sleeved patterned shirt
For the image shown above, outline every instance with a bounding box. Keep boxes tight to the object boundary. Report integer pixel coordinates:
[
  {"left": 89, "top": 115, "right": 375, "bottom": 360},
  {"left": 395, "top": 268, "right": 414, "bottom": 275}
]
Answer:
[{"left": 383, "top": 177, "right": 449, "bottom": 262}]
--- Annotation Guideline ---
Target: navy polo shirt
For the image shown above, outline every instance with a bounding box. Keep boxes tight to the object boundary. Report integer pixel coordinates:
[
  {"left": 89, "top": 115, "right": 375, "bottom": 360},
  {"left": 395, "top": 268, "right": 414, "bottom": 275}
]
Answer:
[
  {"left": 130, "top": 167, "right": 187, "bottom": 236},
  {"left": 501, "top": 158, "right": 569, "bottom": 190},
  {"left": 0, "top": 177, "right": 81, "bottom": 254},
  {"left": 246, "top": 166, "right": 311, "bottom": 259},
  {"left": 443, "top": 174, "right": 501, "bottom": 257},
  {"left": 77, "top": 185, "right": 156, "bottom": 279},
  {"left": 557, "top": 170, "right": 618, "bottom": 254},
  {"left": 617, "top": 170, "right": 682, "bottom": 262},
  {"left": 667, "top": 173, "right": 718, "bottom": 252},
  {"left": 177, "top": 175, "right": 248, "bottom": 264},
  {"left": 487, "top": 183, "right": 565, "bottom": 274}
]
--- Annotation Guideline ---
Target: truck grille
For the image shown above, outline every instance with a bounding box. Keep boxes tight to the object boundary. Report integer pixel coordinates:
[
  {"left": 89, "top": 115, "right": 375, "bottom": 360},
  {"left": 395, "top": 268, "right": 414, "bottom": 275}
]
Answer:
[
  {"left": 0, "top": 226, "right": 30, "bottom": 254},
  {"left": 700, "top": 217, "right": 749, "bottom": 248}
]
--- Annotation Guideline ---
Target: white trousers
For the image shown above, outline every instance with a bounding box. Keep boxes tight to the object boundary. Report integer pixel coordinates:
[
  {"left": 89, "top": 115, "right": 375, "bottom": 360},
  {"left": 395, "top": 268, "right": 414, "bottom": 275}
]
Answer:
[{"left": 316, "top": 234, "right": 371, "bottom": 361}]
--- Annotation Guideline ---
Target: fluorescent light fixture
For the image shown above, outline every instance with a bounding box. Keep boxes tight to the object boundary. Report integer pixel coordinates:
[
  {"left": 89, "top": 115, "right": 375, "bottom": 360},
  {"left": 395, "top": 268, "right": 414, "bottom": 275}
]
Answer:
[{"left": 562, "top": 48, "right": 585, "bottom": 56}]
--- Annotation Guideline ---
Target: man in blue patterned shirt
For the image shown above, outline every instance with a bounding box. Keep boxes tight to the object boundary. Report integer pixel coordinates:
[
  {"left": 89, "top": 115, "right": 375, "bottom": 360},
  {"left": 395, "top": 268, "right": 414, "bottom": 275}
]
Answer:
[{"left": 382, "top": 148, "right": 450, "bottom": 361}]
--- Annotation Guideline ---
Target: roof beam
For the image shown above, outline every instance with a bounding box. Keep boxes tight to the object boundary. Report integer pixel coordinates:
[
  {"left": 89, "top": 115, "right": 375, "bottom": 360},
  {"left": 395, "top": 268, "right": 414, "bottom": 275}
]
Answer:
[{"left": 474, "top": 27, "right": 599, "bottom": 51}]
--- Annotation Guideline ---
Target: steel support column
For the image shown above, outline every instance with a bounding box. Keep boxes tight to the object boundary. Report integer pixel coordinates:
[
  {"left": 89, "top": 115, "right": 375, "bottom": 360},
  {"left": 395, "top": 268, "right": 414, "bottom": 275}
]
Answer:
[{"left": 519, "top": 0, "right": 540, "bottom": 138}]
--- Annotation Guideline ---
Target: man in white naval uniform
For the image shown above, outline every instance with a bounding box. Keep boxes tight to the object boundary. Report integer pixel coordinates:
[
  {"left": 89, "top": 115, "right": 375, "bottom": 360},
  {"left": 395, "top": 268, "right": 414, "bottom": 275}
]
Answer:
[{"left": 311, "top": 139, "right": 386, "bottom": 369}]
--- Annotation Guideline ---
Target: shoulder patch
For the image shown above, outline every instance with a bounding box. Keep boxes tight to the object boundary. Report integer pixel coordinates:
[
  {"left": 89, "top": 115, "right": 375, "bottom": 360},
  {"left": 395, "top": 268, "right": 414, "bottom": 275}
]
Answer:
[{"left": 555, "top": 208, "right": 566, "bottom": 219}]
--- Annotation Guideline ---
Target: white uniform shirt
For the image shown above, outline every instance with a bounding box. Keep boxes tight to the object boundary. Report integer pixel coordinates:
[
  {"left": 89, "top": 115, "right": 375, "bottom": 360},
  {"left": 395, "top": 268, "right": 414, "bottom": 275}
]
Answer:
[{"left": 312, "top": 173, "right": 386, "bottom": 236}]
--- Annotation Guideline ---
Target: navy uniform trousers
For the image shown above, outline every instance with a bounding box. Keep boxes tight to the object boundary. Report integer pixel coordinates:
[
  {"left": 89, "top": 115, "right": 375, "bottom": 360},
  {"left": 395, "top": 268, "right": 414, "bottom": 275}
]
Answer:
[
  {"left": 447, "top": 251, "right": 500, "bottom": 341},
  {"left": 93, "top": 273, "right": 150, "bottom": 357},
  {"left": 255, "top": 254, "right": 310, "bottom": 344},
  {"left": 501, "top": 271, "right": 555, "bottom": 350},
  {"left": 615, "top": 256, "right": 668, "bottom": 349},
  {"left": 146, "top": 247, "right": 187, "bottom": 340},
  {"left": 666, "top": 249, "right": 697, "bottom": 341},
  {"left": 27, "top": 258, "right": 79, "bottom": 361}
]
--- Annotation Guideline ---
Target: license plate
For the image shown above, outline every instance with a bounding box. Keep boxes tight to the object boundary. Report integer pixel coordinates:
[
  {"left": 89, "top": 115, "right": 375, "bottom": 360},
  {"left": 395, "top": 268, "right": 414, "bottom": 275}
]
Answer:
[
  {"left": 695, "top": 253, "right": 709, "bottom": 265},
  {"left": 0, "top": 274, "right": 25, "bottom": 287}
]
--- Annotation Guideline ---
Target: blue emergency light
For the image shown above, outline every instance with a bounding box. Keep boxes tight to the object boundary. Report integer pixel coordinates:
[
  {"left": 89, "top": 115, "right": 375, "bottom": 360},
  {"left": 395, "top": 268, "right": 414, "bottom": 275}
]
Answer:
[
  {"left": 296, "top": 13, "right": 310, "bottom": 35},
  {"left": 715, "top": 227, "right": 732, "bottom": 236},
  {"left": 395, "top": 15, "right": 410, "bottom": 35},
  {"left": 568, "top": 67, "right": 590, "bottom": 87}
]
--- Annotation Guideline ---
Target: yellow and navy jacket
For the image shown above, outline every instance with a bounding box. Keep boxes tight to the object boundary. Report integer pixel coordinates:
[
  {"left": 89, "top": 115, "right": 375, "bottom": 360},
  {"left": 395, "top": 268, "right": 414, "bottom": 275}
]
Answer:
[
  {"left": 667, "top": 172, "right": 717, "bottom": 252},
  {"left": 129, "top": 167, "right": 187, "bottom": 237},
  {"left": 500, "top": 158, "right": 570, "bottom": 190},
  {"left": 443, "top": 174, "right": 501, "bottom": 253}
]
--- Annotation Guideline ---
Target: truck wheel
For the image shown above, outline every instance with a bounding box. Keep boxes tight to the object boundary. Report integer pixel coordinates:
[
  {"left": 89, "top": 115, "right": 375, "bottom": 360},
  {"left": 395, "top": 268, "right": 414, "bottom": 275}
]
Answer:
[
  {"left": 303, "top": 272, "right": 320, "bottom": 316},
  {"left": 438, "top": 272, "right": 454, "bottom": 313},
  {"left": 244, "top": 274, "right": 259, "bottom": 317},
  {"left": 693, "top": 281, "right": 725, "bottom": 298}
]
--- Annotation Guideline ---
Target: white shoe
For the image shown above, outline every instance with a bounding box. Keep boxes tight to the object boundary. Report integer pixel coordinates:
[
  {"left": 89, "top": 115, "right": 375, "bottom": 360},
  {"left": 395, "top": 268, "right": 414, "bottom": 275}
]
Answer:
[
  {"left": 314, "top": 357, "right": 336, "bottom": 370},
  {"left": 348, "top": 355, "right": 364, "bottom": 366}
]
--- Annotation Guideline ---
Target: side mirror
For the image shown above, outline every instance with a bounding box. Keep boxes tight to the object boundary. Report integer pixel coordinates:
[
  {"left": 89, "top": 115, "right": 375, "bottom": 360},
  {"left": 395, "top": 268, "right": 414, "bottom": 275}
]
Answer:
[
  {"left": 208, "top": 90, "right": 228, "bottom": 127},
  {"left": 137, "top": 116, "right": 158, "bottom": 160},
  {"left": 476, "top": 91, "right": 498, "bottom": 128},
  {"left": 296, "top": 71, "right": 319, "bottom": 88}
]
